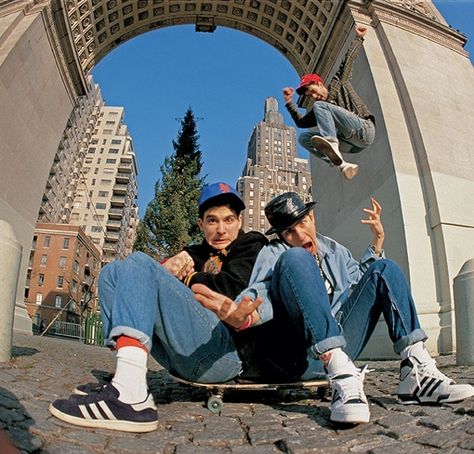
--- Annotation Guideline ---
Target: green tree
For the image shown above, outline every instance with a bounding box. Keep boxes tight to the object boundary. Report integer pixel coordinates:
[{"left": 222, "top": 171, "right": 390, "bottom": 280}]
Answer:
[{"left": 134, "top": 108, "right": 204, "bottom": 258}]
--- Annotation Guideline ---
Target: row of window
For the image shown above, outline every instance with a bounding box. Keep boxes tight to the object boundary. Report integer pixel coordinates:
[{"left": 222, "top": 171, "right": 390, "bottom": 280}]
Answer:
[
  {"left": 39, "top": 255, "right": 79, "bottom": 271},
  {"left": 37, "top": 273, "right": 78, "bottom": 291},
  {"left": 36, "top": 236, "right": 70, "bottom": 249}
]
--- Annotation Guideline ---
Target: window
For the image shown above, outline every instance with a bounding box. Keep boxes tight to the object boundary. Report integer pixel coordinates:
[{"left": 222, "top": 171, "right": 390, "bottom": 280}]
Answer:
[
  {"left": 38, "top": 274, "right": 45, "bottom": 286},
  {"left": 57, "top": 276, "right": 64, "bottom": 288},
  {"left": 100, "top": 179, "right": 112, "bottom": 185},
  {"left": 106, "top": 159, "right": 116, "bottom": 164},
  {"left": 55, "top": 295, "right": 62, "bottom": 308},
  {"left": 59, "top": 256, "right": 67, "bottom": 269},
  {"left": 98, "top": 191, "right": 109, "bottom": 197},
  {"left": 43, "top": 236, "right": 51, "bottom": 247},
  {"left": 103, "top": 168, "right": 114, "bottom": 174},
  {"left": 88, "top": 147, "right": 96, "bottom": 154},
  {"left": 91, "top": 226, "right": 102, "bottom": 232},
  {"left": 109, "top": 148, "right": 119, "bottom": 154},
  {"left": 111, "top": 139, "right": 121, "bottom": 144},
  {"left": 95, "top": 203, "right": 107, "bottom": 210},
  {"left": 35, "top": 293, "right": 42, "bottom": 305},
  {"left": 105, "top": 120, "right": 115, "bottom": 125},
  {"left": 73, "top": 260, "right": 80, "bottom": 274},
  {"left": 63, "top": 238, "right": 70, "bottom": 249},
  {"left": 71, "top": 280, "right": 78, "bottom": 293},
  {"left": 40, "top": 254, "right": 47, "bottom": 267},
  {"left": 103, "top": 129, "right": 113, "bottom": 134}
]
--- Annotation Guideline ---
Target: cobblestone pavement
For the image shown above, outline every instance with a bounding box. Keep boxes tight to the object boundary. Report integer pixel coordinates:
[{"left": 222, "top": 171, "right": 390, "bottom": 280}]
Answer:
[{"left": 1, "top": 333, "right": 473, "bottom": 453}]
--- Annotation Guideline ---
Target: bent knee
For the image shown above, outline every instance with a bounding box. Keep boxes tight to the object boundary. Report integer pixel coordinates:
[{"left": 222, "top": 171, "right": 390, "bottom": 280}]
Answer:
[{"left": 279, "top": 247, "right": 313, "bottom": 267}]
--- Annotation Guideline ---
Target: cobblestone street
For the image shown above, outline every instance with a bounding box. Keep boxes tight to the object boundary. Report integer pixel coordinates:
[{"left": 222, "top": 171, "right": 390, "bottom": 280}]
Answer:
[{"left": 1, "top": 333, "right": 473, "bottom": 453}]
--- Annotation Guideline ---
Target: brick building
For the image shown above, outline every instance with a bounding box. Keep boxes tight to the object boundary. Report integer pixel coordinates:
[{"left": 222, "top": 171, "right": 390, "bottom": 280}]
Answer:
[{"left": 25, "top": 224, "right": 101, "bottom": 328}]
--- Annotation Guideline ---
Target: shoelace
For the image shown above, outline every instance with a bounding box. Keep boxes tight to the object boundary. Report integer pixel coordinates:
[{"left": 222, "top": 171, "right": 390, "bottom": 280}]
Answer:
[{"left": 331, "top": 364, "right": 373, "bottom": 401}]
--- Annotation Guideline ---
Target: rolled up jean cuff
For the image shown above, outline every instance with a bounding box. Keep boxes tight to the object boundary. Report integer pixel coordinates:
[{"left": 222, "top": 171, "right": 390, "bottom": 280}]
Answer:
[
  {"left": 107, "top": 326, "right": 152, "bottom": 351},
  {"left": 393, "top": 328, "right": 428, "bottom": 355},
  {"left": 309, "top": 335, "right": 347, "bottom": 358}
]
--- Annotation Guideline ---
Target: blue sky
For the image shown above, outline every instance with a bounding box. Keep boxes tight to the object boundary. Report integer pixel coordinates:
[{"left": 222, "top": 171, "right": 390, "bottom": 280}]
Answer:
[{"left": 92, "top": 1, "right": 474, "bottom": 216}]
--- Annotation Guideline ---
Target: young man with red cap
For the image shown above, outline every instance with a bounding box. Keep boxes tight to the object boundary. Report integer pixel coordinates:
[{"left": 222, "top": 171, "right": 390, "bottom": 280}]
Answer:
[
  {"left": 194, "top": 192, "right": 474, "bottom": 424},
  {"left": 283, "top": 25, "right": 375, "bottom": 180},
  {"left": 49, "top": 182, "right": 268, "bottom": 432}
]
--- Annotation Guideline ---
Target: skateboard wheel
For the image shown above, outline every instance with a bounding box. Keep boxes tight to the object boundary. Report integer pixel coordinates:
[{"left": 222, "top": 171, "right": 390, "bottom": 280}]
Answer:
[{"left": 207, "top": 395, "right": 224, "bottom": 414}]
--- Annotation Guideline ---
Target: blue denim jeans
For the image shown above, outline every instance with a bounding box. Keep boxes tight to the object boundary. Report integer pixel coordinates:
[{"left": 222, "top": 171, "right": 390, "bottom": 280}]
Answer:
[
  {"left": 98, "top": 252, "right": 242, "bottom": 383},
  {"left": 299, "top": 101, "right": 375, "bottom": 159},
  {"left": 251, "top": 249, "right": 426, "bottom": 380}
]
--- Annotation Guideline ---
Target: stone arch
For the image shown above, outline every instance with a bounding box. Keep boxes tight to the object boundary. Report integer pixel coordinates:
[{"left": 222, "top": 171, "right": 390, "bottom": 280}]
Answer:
[{"left": 1, "top": 0, "right": 473, "bottom": 357}]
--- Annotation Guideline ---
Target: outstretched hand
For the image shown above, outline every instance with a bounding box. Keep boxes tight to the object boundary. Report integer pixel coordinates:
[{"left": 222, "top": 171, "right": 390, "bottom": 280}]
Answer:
[
  {"left": 282, "top": 87, "right": 295, "bottom": 104},
  {"left": 192, "top": 283, "right": 262, "bottom": 330},
  {"left": 361, "top": 197, "right": 385, "bottom": 254}
]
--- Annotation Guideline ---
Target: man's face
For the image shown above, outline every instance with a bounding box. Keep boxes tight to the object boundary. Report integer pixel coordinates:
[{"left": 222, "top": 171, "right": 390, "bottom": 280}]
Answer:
[
  {"left": 280, "top": 212, "right": 318, "bottom": 255},
  {"left": 305, "top": 83, "right": 328, "bottom": 101},
  {"left": 198, "top": 205, "right": 242, "bottom": 250}
]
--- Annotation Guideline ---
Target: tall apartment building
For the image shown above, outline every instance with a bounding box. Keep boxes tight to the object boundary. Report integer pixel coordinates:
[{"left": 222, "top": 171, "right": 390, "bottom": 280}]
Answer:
[
  {"left": 39, "top": 76, "right": 103, "bottom": 224},
  {"left": 237, "top": 97, "right": 313, "bottom": 233},
  {"left": 24, "top": 224, "right": 101, "bottom": 328},
  {"left": 70, "top": 106, "right": 139, "bottom": 265}
]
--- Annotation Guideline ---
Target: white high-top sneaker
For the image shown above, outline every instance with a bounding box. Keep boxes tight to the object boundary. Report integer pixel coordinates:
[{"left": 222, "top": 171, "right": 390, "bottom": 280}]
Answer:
[
  {"left": 321, "top": 348, "right": 370, "bottom": 424},
  {"left": 398, "top": 342, "right": 474, "bottom": 405},
  {"left": 310, "top": 136, "right": 343, "bottom": 166},
  {"left": 310, "top": 136, "right": 359, "bottom": 180}
]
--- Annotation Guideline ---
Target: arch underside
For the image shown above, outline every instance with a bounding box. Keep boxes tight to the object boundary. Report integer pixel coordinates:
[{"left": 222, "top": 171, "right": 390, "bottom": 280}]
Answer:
[{"left": 61, "top": 0, "right": 345, "bottom": 78}]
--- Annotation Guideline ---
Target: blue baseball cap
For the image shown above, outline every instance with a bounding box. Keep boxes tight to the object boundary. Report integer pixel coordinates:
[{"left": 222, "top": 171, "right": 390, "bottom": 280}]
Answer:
[{"left": 198, "top": 182, "right": 245, "bottom": 215}]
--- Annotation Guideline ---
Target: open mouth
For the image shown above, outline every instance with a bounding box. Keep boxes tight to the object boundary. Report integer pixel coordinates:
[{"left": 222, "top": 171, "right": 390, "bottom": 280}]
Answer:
[{"left": 303, "top": 242, "right": 314, "bottom": 253}]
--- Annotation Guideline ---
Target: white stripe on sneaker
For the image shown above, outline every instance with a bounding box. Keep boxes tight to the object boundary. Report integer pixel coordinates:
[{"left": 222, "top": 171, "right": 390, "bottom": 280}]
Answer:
[
  {"left": 79, "top": 404, "right": 94, "bottom": 419},
  {"left": 89, "top": 403, "right": 105, "bottom": 419},
  {"left": 98, "top": 400, "right": 117, "bottom": 419}
]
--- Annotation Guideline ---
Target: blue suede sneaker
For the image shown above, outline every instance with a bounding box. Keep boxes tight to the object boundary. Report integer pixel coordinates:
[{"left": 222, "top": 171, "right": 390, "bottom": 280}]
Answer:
[{"left": 49, "top": 383, "right": 158, "bottom": 433}]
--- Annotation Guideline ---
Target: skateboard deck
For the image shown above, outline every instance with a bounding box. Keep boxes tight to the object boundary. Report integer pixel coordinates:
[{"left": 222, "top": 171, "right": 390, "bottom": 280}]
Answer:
[{"left": 170, "top": 373, "right": 328, "bottom": 414}]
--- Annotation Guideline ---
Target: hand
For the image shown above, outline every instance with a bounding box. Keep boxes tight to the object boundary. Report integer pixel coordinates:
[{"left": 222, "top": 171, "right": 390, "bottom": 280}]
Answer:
[
  {"left": 282, "top": 87, "right": 295, "bottom": 103},
  {"left": 361, "top": 197, "right": 385, "bottom": 254},
  {"left": 355, "top": 25, "right": 367, "bottom": 38},
  {"left": 192, "top": 283, "right": 262, "bottom": 330},
  {"left": 162, "top": 251, "right": 194, "bottom": 280}
]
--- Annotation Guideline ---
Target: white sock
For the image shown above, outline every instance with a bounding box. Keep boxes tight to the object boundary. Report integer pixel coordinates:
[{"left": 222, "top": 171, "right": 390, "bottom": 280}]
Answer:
[
  {"left": 400, "top": 341, "right": 432, "bottom": 363},
  {"left": 112, "top": 346, "right": 148, "bottom": 403},
  {"left": 321, "top": 348, "right": 357, "bottom": 376}
]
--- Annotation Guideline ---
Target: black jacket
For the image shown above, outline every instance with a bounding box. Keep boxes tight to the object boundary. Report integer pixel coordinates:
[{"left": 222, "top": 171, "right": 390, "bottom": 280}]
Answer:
[{"left": 183, "top": 230, "right": 268, "bottom": 300}]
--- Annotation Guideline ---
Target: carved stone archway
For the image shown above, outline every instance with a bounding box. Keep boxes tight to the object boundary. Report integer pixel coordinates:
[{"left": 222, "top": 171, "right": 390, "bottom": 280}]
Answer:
[{"left": 1, "top": 0, "right": 473, "bottom": 357}]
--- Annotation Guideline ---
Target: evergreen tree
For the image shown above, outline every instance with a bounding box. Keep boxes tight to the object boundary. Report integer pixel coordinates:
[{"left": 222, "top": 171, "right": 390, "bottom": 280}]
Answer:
[{"left": 134, "top": 108, "right": 204, "bottom": 258}]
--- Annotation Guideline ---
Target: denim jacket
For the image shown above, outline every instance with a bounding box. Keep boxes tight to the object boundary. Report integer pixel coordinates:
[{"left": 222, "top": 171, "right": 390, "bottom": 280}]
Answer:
[{"left": 235, "top": 233, "right": 384, "bottom": 324}]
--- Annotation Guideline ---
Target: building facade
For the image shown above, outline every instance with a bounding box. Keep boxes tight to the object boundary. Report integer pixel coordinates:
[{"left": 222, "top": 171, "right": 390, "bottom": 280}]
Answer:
[
  {"left": 69, "top": 106, "right": 139, "bottom": 265},
  {"left": 24, "top": 224, "right": 101, "bottom": 329},
  {"left": 237, "top": 97, "right": 313, "bottom": 233},
  {"left": 38, "top": 76, "right": 104, "bottom": 224}
]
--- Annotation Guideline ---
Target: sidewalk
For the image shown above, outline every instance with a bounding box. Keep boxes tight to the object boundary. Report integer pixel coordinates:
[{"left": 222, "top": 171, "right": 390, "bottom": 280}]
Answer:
[{"left": 1, "top": 333, "right": 473, "bottom": 453}]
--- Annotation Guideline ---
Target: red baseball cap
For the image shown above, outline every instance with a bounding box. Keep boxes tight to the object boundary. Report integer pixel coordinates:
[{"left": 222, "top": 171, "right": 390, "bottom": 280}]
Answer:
[{"left": 296, "top": 73, "right": 323, "bottom": 95}]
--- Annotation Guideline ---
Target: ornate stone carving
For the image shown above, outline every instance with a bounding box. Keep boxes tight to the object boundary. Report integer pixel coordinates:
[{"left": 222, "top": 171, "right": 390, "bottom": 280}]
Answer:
[{"left": 386, "top": 0, "right": 438, "bottom": 21}]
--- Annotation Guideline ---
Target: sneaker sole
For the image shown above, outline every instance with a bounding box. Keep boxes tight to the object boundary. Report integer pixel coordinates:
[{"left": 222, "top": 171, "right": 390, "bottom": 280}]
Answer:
[
  {"left": 330, "top": 408, "right": 370, "bottom": 424},
  {"left": 49, "top": 403, "right": 158, "bottom": 433},
  {"left": 398, "top": 386, "right": 474, "bottom": 405},
  {"left": 311, "top": 136, "right": 343, "bottom": 166}
]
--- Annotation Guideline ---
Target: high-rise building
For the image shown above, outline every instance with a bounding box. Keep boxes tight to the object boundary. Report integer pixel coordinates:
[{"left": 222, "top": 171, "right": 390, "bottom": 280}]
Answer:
[
  {"left": 237, "top": 97, "right": 312, "bottom": 233},
  {"left": 24, "top": 224, "right": 101, "bottom": 329},
  {"left": 69, "top": 106, "right": 139, "bottom": 265},
  {"left": 38, "top": 76, "right": 104, "bottom": 224}
]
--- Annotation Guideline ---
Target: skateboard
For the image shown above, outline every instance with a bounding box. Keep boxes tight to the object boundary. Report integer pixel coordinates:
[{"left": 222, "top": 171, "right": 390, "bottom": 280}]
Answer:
[{"left": 170, "top": 373, "right": 328, "bottom": 414}]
